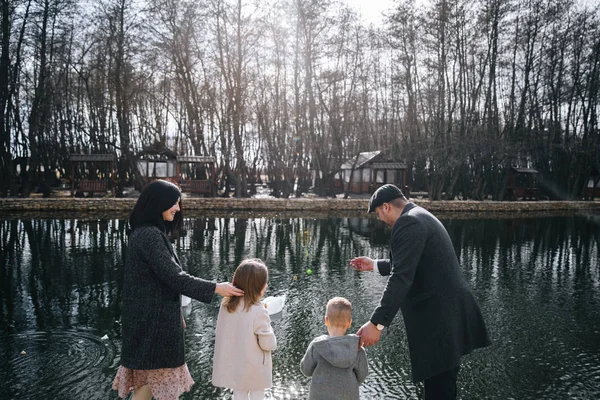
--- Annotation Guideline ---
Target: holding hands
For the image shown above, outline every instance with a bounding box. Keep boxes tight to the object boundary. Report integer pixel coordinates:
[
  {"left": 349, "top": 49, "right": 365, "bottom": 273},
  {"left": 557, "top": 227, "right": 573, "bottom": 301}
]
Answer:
[
  {"left": 351, "top": 256, "right": 382, "bottom": 347},
  {"left": 357, "top": 321, "right": 382, "bottom": 348}
]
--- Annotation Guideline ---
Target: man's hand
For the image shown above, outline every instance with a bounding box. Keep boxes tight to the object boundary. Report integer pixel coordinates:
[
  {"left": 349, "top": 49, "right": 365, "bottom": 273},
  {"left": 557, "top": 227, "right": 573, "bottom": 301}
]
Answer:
[
  {"left": 215, "top": 282, "right": 244, "bottom": 297},
  {"left": 350, "top": 256, "right": 375, "bottom": 272},
  {"left": 357, "top": 321, "right": 382, "bottom": 347}
]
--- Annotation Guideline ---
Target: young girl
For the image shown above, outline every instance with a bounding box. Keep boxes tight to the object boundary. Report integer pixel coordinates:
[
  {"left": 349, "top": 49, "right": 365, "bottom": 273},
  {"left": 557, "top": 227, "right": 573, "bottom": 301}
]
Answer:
[{"left": 212, "top": 258, "right": 277, "bottom": 400}]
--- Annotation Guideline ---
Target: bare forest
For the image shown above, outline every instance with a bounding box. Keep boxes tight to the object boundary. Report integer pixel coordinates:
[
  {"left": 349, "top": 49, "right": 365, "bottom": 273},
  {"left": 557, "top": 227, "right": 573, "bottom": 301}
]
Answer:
[{"left": 0, "top": 0, "right": 598, "bottom": 199}]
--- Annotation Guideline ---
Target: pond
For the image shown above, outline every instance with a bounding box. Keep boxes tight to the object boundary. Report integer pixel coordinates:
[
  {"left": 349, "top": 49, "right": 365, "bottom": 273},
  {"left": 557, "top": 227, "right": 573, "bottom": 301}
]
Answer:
[{"left": 1, "top": 213, "right": 599, "bottom": 399}]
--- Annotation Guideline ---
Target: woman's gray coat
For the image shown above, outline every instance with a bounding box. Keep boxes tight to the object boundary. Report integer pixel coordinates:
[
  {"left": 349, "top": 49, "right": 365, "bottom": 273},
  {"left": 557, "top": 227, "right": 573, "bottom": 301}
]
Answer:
[{"left": 120, "top": 225, "right": 216, "bottom": 369}]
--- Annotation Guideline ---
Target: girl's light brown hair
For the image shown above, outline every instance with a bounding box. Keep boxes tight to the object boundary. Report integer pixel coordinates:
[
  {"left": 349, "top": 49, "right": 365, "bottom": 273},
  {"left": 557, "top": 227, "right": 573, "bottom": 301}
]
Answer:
[{"left": 222, "top": 258, "right": 268, "bottom": 313}]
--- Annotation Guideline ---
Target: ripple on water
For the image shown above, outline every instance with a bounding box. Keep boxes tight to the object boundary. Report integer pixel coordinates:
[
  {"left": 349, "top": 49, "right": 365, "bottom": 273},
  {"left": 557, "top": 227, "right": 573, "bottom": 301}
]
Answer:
[
  {"left": 536, "top": 350, "right": 600, "bottom": 399},
  {"left": 0, "top": 330, "right": 116, "bottom": 399},
  {"left": 361, "top": 357, "right": 419, "bottom": 399}
]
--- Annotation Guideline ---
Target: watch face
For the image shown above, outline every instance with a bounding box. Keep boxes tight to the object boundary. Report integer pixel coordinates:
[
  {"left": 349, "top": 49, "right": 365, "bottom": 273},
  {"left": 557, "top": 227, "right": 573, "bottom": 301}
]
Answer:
[{"left": 376, "top": 324, "right": 384, "bottom": 331}]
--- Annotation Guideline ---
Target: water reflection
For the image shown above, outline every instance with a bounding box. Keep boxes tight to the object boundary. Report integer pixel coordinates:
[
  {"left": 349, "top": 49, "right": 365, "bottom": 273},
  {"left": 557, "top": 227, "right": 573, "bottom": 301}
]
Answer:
[{"left": 0, "top": 215, "right": 599, "bottom": 399}]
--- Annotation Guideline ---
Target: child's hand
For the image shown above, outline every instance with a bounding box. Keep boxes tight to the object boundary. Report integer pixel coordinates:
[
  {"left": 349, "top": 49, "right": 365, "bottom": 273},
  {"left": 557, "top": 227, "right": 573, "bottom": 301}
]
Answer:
[
  {"left": 357, "top": 321, "right": 382, "bottom": 347},
  {"left": 182, "top": 316, "right": 187, "bottom": 329},
  {"left": 350, "top": 257, "right": 374, "bottom": 272},
  {"left": 215, "top": 282, "right": 244, "bottom": 297}
]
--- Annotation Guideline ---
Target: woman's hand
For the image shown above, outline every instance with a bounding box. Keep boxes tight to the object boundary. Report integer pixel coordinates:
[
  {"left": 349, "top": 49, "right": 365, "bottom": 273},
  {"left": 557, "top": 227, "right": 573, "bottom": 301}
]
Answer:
[{"left": 215, "top": 282, "right": 244, "bottom": 297}]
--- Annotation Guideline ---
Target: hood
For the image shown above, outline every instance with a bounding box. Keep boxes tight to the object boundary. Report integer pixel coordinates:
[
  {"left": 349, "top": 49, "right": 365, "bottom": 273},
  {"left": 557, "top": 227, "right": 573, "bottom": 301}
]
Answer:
[{"left": 312, "top": 334, "right": 361, "bottom": 368}]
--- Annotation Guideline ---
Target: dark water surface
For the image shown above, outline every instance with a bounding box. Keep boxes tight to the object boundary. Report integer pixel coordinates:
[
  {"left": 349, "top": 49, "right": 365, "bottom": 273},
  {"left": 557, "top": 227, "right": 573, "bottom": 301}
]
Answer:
[{"left": 1, "top": 214, "right": 599, "bottom": 399}]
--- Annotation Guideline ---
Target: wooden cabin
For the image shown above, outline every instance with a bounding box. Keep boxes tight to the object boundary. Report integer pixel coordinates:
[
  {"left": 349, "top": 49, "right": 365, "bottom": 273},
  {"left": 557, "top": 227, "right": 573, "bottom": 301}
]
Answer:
[
  {"left": 586, "top": 178, "right": 600, "bottom": 199},
  {"left": 504, "top": 167, "right": 538, "bottom": 200},
  {"left": 311, "top": 157, "right": 344, "bottom": 196},
  {"left": 340, "top": 151, "right": 407, "bottom": 194},
  {"left": 134, "top": 143, "right": 178, "bottom": 189},
  {"left": 177, "top": 155, "right": 216, "bottom": 196},
  {"left": 314, "top": 171, "right": 344, "bottom": 195},
  {"left": 135, "top": 143, "right": 218, "bottom": 196},
  {"left": 70, "top": 154, "right": 115, "bottom": 197}
]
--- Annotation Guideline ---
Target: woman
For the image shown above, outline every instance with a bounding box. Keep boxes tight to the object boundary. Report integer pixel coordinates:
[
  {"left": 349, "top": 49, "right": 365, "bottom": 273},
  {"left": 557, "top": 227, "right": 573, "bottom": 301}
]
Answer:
[{"left": 113, "top": 179, "right": 243, "bottom": 400}]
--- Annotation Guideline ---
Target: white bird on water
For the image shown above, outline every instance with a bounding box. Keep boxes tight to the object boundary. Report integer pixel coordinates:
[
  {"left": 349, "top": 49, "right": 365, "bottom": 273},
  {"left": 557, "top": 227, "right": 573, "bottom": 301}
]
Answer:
[
  {"left": 182, "top": 293, "right": 286, "bottom": 315},
  {"left": 262, "top": 295, "right": 286, "bottom": 315}
]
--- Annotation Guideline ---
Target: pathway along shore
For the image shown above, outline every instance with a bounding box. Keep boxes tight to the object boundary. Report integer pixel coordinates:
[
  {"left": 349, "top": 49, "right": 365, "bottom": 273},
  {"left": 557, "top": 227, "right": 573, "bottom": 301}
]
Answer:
[{"left": 1, "top": 197, "right": 599, "bottom": 218}]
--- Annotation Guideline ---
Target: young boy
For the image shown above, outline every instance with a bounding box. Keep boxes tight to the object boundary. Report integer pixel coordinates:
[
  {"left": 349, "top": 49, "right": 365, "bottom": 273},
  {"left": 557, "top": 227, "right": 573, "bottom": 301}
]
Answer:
[{"left": 300, "top": 297, "right": 368, "bottom": 400}]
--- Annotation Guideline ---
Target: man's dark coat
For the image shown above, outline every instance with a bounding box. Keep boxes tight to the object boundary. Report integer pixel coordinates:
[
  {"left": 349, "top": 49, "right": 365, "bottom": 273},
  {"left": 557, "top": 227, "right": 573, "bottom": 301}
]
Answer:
[{"left": 371, "top": 203, "right": 491, "bottom": 382}]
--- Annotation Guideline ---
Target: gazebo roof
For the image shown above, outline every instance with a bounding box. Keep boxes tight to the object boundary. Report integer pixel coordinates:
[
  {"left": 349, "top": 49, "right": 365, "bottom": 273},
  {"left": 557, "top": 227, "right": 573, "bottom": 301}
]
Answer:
[
  {"left": 340, "top": 151, "right": 406, "bottom": 170},
  {"left": 137, "top": 142, "right": 177, "bottom": 160},
  {"left": 341, "top": 151, "right": 381, "bottom": 169},
  {"left": 177, "top": 155, "right": 216, "bottom": 163},
  {"left": 70, "top": 154, "right": 115, "bottom": 162}
]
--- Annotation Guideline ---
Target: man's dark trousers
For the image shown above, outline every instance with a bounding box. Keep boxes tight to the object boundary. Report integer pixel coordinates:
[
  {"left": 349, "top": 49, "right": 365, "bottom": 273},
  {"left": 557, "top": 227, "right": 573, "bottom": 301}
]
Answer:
[{"left": 424, "top": 366, "right": 460, "bottom": 400}]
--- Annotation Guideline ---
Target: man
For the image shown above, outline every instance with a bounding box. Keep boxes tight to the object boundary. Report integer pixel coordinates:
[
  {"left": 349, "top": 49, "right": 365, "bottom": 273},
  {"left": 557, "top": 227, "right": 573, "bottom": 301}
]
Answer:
[{"left": 351, "top": 184, "right": 491, "bottom": 400}]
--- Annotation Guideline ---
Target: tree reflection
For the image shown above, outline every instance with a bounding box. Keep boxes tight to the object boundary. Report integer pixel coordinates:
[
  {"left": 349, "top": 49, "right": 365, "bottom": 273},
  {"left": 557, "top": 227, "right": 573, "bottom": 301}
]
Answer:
[
  {"left": 3, "top": 214, "right": 597, "bottom": 335},
  {"left": 0, "top": 214, "right": 598, "bottom": 400},
  {"left": 0, "top": 218, "right": 127, "bottom": 334}
]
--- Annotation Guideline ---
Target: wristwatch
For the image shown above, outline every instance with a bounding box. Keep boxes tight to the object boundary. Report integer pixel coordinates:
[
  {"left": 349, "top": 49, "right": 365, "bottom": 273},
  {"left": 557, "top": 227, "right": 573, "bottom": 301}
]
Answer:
[{"left": 373, "top": 322, "right": 385, "bottom": 331}]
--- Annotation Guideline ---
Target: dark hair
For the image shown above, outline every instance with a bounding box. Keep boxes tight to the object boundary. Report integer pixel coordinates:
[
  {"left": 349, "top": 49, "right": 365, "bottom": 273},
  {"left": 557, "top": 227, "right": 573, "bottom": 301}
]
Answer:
[
  {"left": 326, "top": 297, "right": 352, "bottom": 327},
  {"left": 129, "top": 179, "right": 182, "bottom": 235},
  {"left": 222, "top": 259, "right": 268, "bottom": 313}
]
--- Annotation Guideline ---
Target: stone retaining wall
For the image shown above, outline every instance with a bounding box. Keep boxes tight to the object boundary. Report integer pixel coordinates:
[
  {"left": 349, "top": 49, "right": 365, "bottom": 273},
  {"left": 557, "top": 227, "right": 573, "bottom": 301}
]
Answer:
[{"left": 1, "top": 197, "right": 599, "bottom": 215}]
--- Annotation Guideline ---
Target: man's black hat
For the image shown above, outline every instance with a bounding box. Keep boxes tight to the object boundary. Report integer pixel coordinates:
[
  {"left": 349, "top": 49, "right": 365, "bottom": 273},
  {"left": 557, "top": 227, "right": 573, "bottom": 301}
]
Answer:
[{"left": 368, "top": 184, "right": 404, "bottom": 213}]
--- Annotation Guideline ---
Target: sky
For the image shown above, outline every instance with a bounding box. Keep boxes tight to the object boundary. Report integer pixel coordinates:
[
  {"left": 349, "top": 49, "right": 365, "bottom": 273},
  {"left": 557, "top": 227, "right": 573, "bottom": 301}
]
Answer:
[
  {"left": 344, "top": 0, "right": 396, "bottom": 26},
  {"left": 345, "top": 0, "right": 598, "bottom": 26}
]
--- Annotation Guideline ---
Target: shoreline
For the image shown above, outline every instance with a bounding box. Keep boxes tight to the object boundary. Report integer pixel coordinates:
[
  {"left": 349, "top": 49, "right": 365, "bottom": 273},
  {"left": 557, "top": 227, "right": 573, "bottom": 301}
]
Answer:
[{"left": 1, "top": 197, "right": 599, "bottom": 219}]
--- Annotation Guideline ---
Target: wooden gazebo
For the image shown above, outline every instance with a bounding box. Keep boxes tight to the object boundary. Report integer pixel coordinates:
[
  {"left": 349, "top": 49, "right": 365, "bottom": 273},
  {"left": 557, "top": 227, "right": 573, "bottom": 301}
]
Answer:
[
  {"left": 341, "top": 151, "right": 407, "bottom": 194},
  {"left": 135, "top": 142, "right": 178, "bottom": 189},
  {"left": 504, "top": 167, "right": 538, "bottom": 200},
  {"left": 586, "top": 168, "right": 600, "bottom": 199},
  {"left": 70, "top": 154, "right": 116, "bottom": 197},
  {"left": 177, "top": 155, "right": 216, "bottom": 196}
]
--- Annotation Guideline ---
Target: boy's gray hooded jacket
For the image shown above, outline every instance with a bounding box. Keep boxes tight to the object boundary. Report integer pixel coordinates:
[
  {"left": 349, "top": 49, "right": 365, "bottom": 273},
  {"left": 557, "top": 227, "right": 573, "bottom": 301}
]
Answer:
[{"left": 300, "top": 334, "right": 368, "bottom": 400}]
